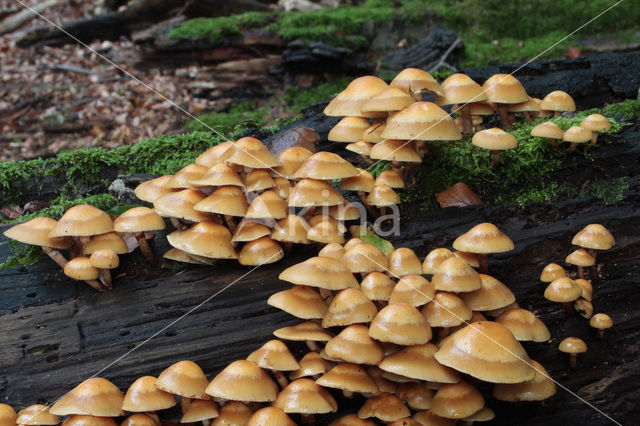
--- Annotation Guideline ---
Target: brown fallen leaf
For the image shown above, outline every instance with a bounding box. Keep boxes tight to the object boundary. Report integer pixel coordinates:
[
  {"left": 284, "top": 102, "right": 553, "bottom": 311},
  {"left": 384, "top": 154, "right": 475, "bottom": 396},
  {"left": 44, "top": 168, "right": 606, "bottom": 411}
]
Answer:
[{"left": 436, "top": 182, "right": 484, "bottom": 208}]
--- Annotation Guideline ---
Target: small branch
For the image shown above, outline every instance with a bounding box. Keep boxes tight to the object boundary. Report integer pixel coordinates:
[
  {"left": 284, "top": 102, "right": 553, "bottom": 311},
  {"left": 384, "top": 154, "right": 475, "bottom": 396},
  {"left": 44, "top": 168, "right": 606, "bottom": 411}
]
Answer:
[
  {"left": 0, "top": 0, "right": 59, "bottom": 36},
  {"left": 428, "top": 37, "right": 462, "bottom": 73}
]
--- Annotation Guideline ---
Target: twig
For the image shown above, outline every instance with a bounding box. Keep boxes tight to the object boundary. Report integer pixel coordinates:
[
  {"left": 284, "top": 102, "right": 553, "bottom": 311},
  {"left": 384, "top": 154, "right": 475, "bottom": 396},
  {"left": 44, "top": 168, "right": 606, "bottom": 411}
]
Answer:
[
  {"left": 0, "top": 0, "right": 58, "bottom": 36},
  {"left": 41, "top": 64, "right": 104, "bottom": 75},
  {"left": 428, "top": 37, "right": 462, "bottom": 73}
]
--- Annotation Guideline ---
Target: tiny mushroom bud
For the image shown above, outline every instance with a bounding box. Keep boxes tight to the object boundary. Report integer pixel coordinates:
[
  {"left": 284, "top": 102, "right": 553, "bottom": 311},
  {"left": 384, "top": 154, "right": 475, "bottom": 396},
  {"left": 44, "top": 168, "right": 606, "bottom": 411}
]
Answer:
[
  {"left": 590, "top": 313, "right": 613, "bottom": 338},
  {"left": 558, "top": 337, "right": 587, "bottom": 369},
  {"left": 565, "top": 249, "right": 595, "bottom": 279},
  {"left": 89, "top": 248, "right": 119, "bottom": 289},
  {"left": 580, "top": 113, "right": 611, "bottom": 145}
]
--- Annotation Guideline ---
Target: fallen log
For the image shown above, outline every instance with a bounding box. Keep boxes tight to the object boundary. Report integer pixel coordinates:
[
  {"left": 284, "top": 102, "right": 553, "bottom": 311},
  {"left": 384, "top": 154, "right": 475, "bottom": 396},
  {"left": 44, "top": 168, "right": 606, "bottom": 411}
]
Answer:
[{"left": 0, "top": 0, "right": 58, "bottom": 36}]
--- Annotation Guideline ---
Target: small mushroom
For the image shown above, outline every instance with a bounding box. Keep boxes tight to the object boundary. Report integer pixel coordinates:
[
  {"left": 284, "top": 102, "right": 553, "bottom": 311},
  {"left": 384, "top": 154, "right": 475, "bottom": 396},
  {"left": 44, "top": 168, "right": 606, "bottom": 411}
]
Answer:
[
  {"left": 590, "top": 313, "right": 613, "bottom": 338},
  {"left": 247, "top": 340, "right": 300, "bottom": 389},
  {"left": 558, "top": 337, "right": 587, "bottom": 369},
  {"left": 156, "top": 360, "right": 210, "bottom": 412},
  {"left": 273, "top": 378, "right": 337, "bottom": 423},
  {"left": 540, "top": 90, "right": 576, "bottom": 117},
  {"left": 481, "top": 74, "right": 529, "bottom": 127},
  {"left": 544, "top": 277, "right": 582, "bottom": 312},
  {"left": 48, "top": 204, "right": 114, "bottom": 258},
  {"left": 316, "top": 363, "right": 379, "bottom": 398},
  {"left": 206, "top": 360, "right": 278, "bottom": 403},
  {"left": 89, "top": 248, "right": 119, "bottom": 289},
  {"left": 581, "top": 113, "right": 612, "bottom": 145},
  {"left": 563, "top": 126, "right": 591, "bottom": 153},
  {"left": 3, "top": 217, "right": 72, "bottom": 270},
  {"left": 531, "top": 121, "right": 563, "bottom": 149},
  {"left": 574, "top": 299, "right": 594, "bottom": 319},
  {"left": 50, "top": 378, "right": 124, "bottom": 417},
  {"left": 246, "top": 407, "right": 295, "bottom": 426},
  {"left": 358, "top": 392, "right": 410, "bottom": 423},
  {"left": 452, "top": 223, "right": 514, "bottom": 274},
  {"left": 64, "top": 257, "right": 105, "bottom": 291},
  {"left": 472, "top": 128, "right": 517, "bottom": 166},
  {"left": 16, "top": 405, "right": 60, "bottom": 426},
  {"left": 113, "top": 206, "right": 165, "bottom": 264},
  {"left": 565, "top": 248, "right": 595, "bottom": 279}
]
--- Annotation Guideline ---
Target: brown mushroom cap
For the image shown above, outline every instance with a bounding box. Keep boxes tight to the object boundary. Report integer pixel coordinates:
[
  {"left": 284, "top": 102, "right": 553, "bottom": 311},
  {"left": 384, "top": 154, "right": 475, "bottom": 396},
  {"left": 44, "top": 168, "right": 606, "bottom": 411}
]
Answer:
[
  {"left": 432, "top": 257, "right": 482, "bottom": 293},
  {"left": 294, "top": 151, "right": 359, "bottom": 180},
  {"left": 307, "top": 221, "right": 345, "bottom": 244},
  {"left": 435, "top": 321, "right": 535, "bottom": 383},
  {"left": 422, "top": 248, "right": 455, "bottom": 275},
  {"left": 508, "top": 97, "right": 542, "bottom": 113},
  {"left": 246, "top": 407, "right": 294, "bottom": 426},
  {"left": 329, "top": 414, "right": 376, "bottom": 426},
  {"left": 346, "top": 141, "right": 374, "bottom": 156},
  {"left": 50, "top": 378, "right": 124, "bottom": 417},
  {"left": 325, "top": 324, "right": 384, "bottom": 364},
  {"left": 453, "top": 223, "right": 514, "bottom": 254},
  {"left": 275, "top": 378, "right": 337, "bottom": 414},
  {"left": 64, "top": 257, "right": 100, "bottom": 281},
  {"left": 362, "top": 122, "right": 386, "bottom": 143},
  {"left": 575, "top": 278, "right": 593, "bottom": 301},
  {"left": 572, "top": 224, "right": 615, "bottom": 250},
  {"left": 362, "top": 87, "right": 415, "bottom": 113},
  {"left": 193, "top": 186, "right": 248, "bottom": 217},
  {"left": 290, "top": 352, "right": 332, "bottom": 379},
  {"left": 540, "top": 263, "right": 566, "bottom": 282},
  {"left": 472, "top": 128, "right": 517, "bottom": 151},
  {"left": 324, "top": 76, "right": 389, "bottom": 118},
  {"left": 271, "top": 214, "right": 310, "bottom": 244},
  {"left": 388, "top": 248, "right": 423, "bottom": 276},
  {"left": 274, "top": 321, "right": 334, "bottom": 343},
  {"left": 154, "top": 189, "right": 212, "bottom": 223},
  {"left": 272, "top": 146, "right": 314, "bottom": 179},
  {"left": 389, "top": 68, "right": 443, "bottom": 96},
  {"left": 212, "top": 402, "right": 253, "bottom": 426},
  {"left": 83, "top": 232, "right": 128, "bottom": 255},
  {"left": 421, "top": 292, "right": 472, "bottom": 327},
  {"left": 382, "top": 102, "right": 461, "bottom": 141},
  {"left": 531, "top": 121, "right": 563, "bottom": 140},
  {"left": 562, "top": 126, "right": 591, "bottom": 144},
  {"left": 358, "top": 392, "right": 410, "bottom": 422},
  {"left": 397, "top": 383, "right": 434, "bottom": 410},
  {"left": 206, "top": 360, "right": 278, "bottom": 402},
  {"left": 16, "top": 405, "right": 59, "bottom": 425},
  {"left": 122, "top": 376, "right": 176, "bottom": 412},
  {"left": 323, "top": 288, "right": 378, "bottom": 327},
  {"left": 288, "top": 178, "right": 346, "bottom": 207},
  {"left": 279, "top": 256, "right": 358, "bottom": 290},
  {"left": 190, "top": 163, "right": 245, "bottom": 188},
  {"left": 360, "top": 271, "right": 396, "bottom": 301},
  {"left": 121, "top": 414, "right": 158, "bottom": 426},
  {"left": 156, "top": 360, "right": 209, "bottom": 399},
  {"left": 565, "top": 249, "right": 595, "bottom": 266},
  {"left": 166, "top": 164, "right": 209, "bottom": 189},
  {"left": 453, "top": 251, "right": 479, "bottom": 268},
  {"left": 244, "top": 169, "right": 275, "bottom": 192},
  {"left": 268, "top": 285, "right": 328, "bottom": 319},
  {"left": 3, "top": 217, "right": 72, "bottom": 249},
  {"left": 167, "top": 221, "right": 237, "bottom": 259},
  {"left": 247, "top": 340, "right": 300, "bottom": 371},
  {"left": 375, "top": 170, "right": 405, "bottom": 189},
  {"left": 370, "top": 303, "right": 432, "bottom": 345},
  {"left": 113, "top": 207, "right": 165, "bottom": 233},
  {"left": 559, "top": 337, "right": 587, "bottom": 354},
  {"left": 180, "top": 400, "right": 219, "bottom": 423},
  {"left": 134, "top": 175, "right": 178, "bottom": 203},
  {"left": 316, "top": 363, "right": 379, "bottom": 394},
  {"left": 544, "top": 277, "right": 582, "bottom": 303},
  {"left": 462, "top": 407, "right": 495, "bottom": 423},
  {"left": 430, "top": 381, "right": 484, "bottom": 420},
  {"left": 481, "top": 74, "right": 528, "bottom": 104},
  {"left": 195, "top": 141, "right": 234, "bottom": 167},
  {"left": 370, "top": 139, "right": 422, "bottom": 163},
  {"left": 238, "top": 236, "right": 284, "bottom": 265},
  {"left": 580, "top": 114, "right": 611, "bottom": 132},
  {"left": 435, "top": 74, "right": 487, "bottom": 105},
  {"left": 89, "top": 249, "right": 119, "bottom": 270},
  {"left": 343, "top": 243, "right": 389, "bottom": 273},
  {"left": 163, "top": 248, "right": 206, "bottom": 264},
  {"left": 327, "top": 202, "right": 362, "bottom": 221},
  {"left": 0, "top": 404, "right": 17, "bottom": 426},
  {"left": 493, "top": 359, "right": 556, "bottom": 402},
  {"left": 378, "top": 343, "right": 461, "bottom": 383},
  {"left": 49, "top": 204, "right": 113, "bottom": 238},
  {"left": 339, "top": 169, "right": 375, "bottom": 192},
  {"left": 366, "top": 185, "right": 401, "bottom": 207},
  {"left": 589, "top": 313, "right": 613, "bottom": 331},
  {"left": 61, "top": 415, "right": 116, "bottom": 426},
  {"left": 495, "top": 308, "right": 551, "bottom": 342},
  {"left": 244, "top": 190, "right": 288, "bottom": 220},
  {"left": 231, "top": 220, "right": 271, "bottom": 243},
  {"left": 328, "top": 116, "right": 374, "bottom": 143},
  {"left": 344, "top": 237, "right": 363, "bottom": 250},
  {"left": 412, "top": 410, "right": 455, "bottom": 426},
  {"left": 219, "top": 137, "right": 280, "bottom": 169},
  {"left": 389, "top": 275, "right": 435, "bottom": 307},
  {"left": 540, "top": 91, "right": 576, "bottom": 112},
  {"left": 459, "top": 274, "right": 515, "bottom": 311}
]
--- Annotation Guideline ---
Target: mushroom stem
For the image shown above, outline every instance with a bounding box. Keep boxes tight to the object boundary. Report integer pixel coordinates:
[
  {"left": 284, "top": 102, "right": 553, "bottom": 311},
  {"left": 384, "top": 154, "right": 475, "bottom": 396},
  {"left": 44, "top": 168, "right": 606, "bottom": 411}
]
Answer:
[
  {"left": 380, "top": 206, "right": 390, "bottom": 217},
  {"left": 305, "top": 340, "right": 321, "bottom": 352},
  {"left": 569, "top": 353, "right": 577, "bottom": 369},
  {"left": 283, "top": 242, "right": 293, "bottom": 254},
  {"left": 70, "top": 237, "right": 84, "bottom": 259},
  {"left": 85, "top": 279, "right": 106, "bottom": 291},
  {"left": 170, "top": 217, "right": 188, "bottom": 230},
  {"left": 546, "top": 137, "right": 559, "bottom": 149},
  {"left": 98, "top": 269, "right": 112, "bottom": 289},
  {"left": 273, "top": 370, "right": 289, "bottom": 389},
  {"left": 588, "top": 249, "right": 597, "bottom": 263},
  {"left": 135, "top": 232, "right": 160, "bottom": 264},
  {"left": 497, "top": 103, "right": 510, "bottom": 128},
  {"left": 566, "top": 143, "right": 578, "bottom": 153},
  {"left": 590, "top": 131, "right": 599, "bottom": 146},
  {"left": 223, "top": 215, "right": 237, "bottom": 234},
  {"left": 180, "top": 396, "right": 191, "bottom": 412},
  {"left": 318, "top": 288, "right": 333, "bottom": 304},
  {"left": 303, "top": 206, "right": 316, "bottom": 221},
  {"left": 202, "top": 421, "right": 211, "bottom": 426},
  {"left": 578, "top": 265, "right": 585, "bottom": 280},
  {"left": 342, "top": 390, "right": 354, "bottom": 398},
  {"left": 438, "top": 327, "right": 451, "bottom": 340},
  {"left": 415, "top": 140, "right": 429, "bottom": 158},
  {"left": 391, "top": 161, "right": 402, "bottom": 173},
  {"left": 357, "top": 191, "right": 378, "bottom": 219},
  {"left": 300, "top": 413, "right": 315, "bottom": 424},
  {"left": 42, "top": 246, "right": 68, "bottom": 269},
  {"left": 360, "top": 154, "right": 374, "bottom": 165},
  {"left": 478, "top": 254, "right": 489, "bottom": 274},
  {"left": 523, "top": 111, "right": 532, "bottom": 123},
  {"left": 597, "top": 329, "right": 605, "bottom": 339},
  {"left": 490, "top": 150, "right": 501, "bottom": 166},
  {"left": 461, "top": 105, "right": 473, "bottom": 134},
  {"left": 562, "top": 302, "right": 573, "bottom": 313}
]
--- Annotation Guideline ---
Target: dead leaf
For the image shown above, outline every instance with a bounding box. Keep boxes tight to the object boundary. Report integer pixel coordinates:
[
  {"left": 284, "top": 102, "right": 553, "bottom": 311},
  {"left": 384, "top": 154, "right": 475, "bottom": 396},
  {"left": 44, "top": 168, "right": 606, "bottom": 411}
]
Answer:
[{"left": 436, "top": 182, "right": 484, "bottom": 208}]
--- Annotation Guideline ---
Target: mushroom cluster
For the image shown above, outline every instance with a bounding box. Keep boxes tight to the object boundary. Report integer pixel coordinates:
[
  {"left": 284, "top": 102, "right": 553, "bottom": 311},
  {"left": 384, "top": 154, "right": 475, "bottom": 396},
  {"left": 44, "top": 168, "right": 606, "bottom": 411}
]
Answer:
[
  {"left": 530, "top": 113, "right": 612, "bottom": 152},
  {"left": 540, "top": 224, "right": 616, "bottom": 368}
]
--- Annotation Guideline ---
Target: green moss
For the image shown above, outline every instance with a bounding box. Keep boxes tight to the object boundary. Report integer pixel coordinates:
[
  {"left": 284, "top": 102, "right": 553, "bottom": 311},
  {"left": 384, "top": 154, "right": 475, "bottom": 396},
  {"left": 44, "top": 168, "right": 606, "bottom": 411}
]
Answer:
[
  {"left": 186, "top": 101, "right": 269, "bottom": 134},
  {"left": 0, "top": 241, "right": 44, "bottom": 271},
  {"left": 589, "top": 177, "right": 629, "bottom": 205},
  {"left": 169, "top": 12, "right": 273, "bottom": 43},
  {"left": 283, "top": 76, "right": 354, "bottom": 111},
  {"left": 430, "top": 67, "right": 456, "bottom": 82}
]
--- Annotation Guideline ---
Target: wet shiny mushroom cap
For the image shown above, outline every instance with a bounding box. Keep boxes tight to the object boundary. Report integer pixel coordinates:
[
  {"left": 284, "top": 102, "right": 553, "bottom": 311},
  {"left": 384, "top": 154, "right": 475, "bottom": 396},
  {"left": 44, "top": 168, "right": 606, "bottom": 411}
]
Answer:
[
  {"left": 64, "top": 257, "right": 100, "bottom": 281},
  {"left": 481, "top": 74, "right": 528, "bottom": 104},
  {"left": 268, "top": 285, "right": 328, "bottom": 319},
  {"left": 589, "top": 313, "right": 613, "bottom": 331},
  {"left": 156, "top": 360, "right": 210, "bottom": 399},
  {"left": 180, "top": 400, "right": 219, "bottom": 423},
  {"left": 113, "top": 207, "right": 165, "bottom": 233},
  {"left": 279, "top": 256, "right": 358, "bottom": 290},
  {"left": 153, "top": 189, "right": 212, "bottom": 223},
  {"left": 246, "top": 407, "right": 295, "bottom": 426},
  {"left": 325, "top": 324, "right": 384, "bottom": 365},
  {"left": 540, "top": 263, "right": 566, "bottom": 282},
  {"left": 580, "top": 114, "right": 611, "bottom": 132},
  {"left": 122, "top": 376, "right": 176, "bottom": 412},
  {"left": 49, "top": 204, "right": 114, "bottom": 238},
  {"left": 544, "top": 277, "right": 582, "bottom": 303},
  {"left": 134, "top": 175, "right": 178, "bottom": 203},
  {"left": 495, "top": 308, "right": 551, "bottom": 342},
  {"left": 435, "top": 73, "right": 487, "bottom": 105},
  {"left": 540, "top": 90, "right": 576, "bottom": 112},
  {"left": 388, "top": 275, "right": 435, "bottom": 307},
  {"left": 288, "top": 178, "right": 346, "bottom": 207},
  {"left": 206, "top": 360, "right": 278, "bottom": 402},
  {"left": 572, "top": 224, "right": 615, "bottom": 250},
  {"left": 357, "top": 392, "right": 411, "bottom": 422},
  {"left": 50, "top": 378, "right": 124, "bottom": 417},
  {"left": 430, "top": 381, "right": 485, "bottom": 420},
  {"left": 381, "top": 102, "right": 461, "bottom": 141},
  {"left": 493, "top": 359, "right": 556, "bottom": 402},
  {"left": 16, "top": 405, "right": 60, "bottom": 425},
  {"left": 458, "top": 274, "right": 516, "bottom": 311},
  {"left": 390, "top": 68, "right": 443, "bottom": 96},
  {"left": 531, "top": 121, "right": 563, "bottom": 139},
  {"left": 324, "top": 75, "right": 389, "bottom": 118},
  {"left": 3, "top": 217, "right": 72, "bottom": 249},
  {"left": 274, "top": 379, "right": 338, "bottom": 414},
  {"left": 369, "top": 303, "right": 432, "bottom": 346},
  {"left": 219, "top": 137, "right": 280, "bottom": 169},
  {"left": 472, "top": 128, "right": 518, "bottom": 151},
  {"left": 247, "top": 340, "right": 300, "bottom": 372},
  {"left": 432, "top": 257, "right": 482, "bottom": 293},
  {"left": 238, "top": 236, "right": 284, "bottom": 266},
  {"left": 558, "top": 337, "right": 587, "bottom": 354},
  {"left": 322, "top": 288, "right": 378, "bottom": 328},
  {"left": 190, "top": 163, "right": 245, "bottom": 188},
  {"left": 294, "top": 151, "right": 359, "bottom": 180},
  {"left": 316, "top": 363, "right": 379, "bottom": 394},
  {"left": 167, "top": 221, "right": 237, "bottom": 260},
  {"left": 378, "top": 343, "right": 461, "bottom": 383},
  {"left": 166, "top": 164, "right": 209, "bottom": 189}
]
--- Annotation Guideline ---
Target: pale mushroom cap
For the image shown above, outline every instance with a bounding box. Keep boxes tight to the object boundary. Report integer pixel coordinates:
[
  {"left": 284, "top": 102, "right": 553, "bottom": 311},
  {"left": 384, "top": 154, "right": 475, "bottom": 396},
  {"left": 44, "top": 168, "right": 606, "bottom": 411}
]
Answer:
[
  {"left": 50, "top": 378, "right": 124, "bottom": 417},
  {"left": 180, "top": 400, "right": 219, "bottom": 423},
  {"left": 432, "top": 257, "right": 482, "bottom": 293},
  {"left": 382, "top": 102, "right": 461, "bottom": 141},
  {"left": 232, "top": 220, "right": 271, "bottom": 243},
  {"left": 274, "top": 379, "right": 338, "bottom": 414},
  {"left": 493, "top": 359, "right": 556, "bottom": 402},
  {"left": 206, "top": 360, "right": 278, "bottom": 402},
  {"left": 412, "top": 410, "right": 455, "bottom": 426},
  {"left": 360, "top": 271, "right": 396, "bottom": 301},
  {"left": 389, "top": 248, "right": 426, "bottom": 277},
  {"left": 481, "top": 74, "right": 528, "bottom": 104},
  {"left": 0, "top": 404, "right": 17, "bottom": 425},
  {"left": 366, "top": 185, "right": 401, "bottom": 206},
  {"left": 531, "top": 121, "right": 564, "bottom": 139},
  {"left": 61, "top": 415, "right": 117, "bottom": 426},
  {"left": 327, "top": 202, "right": 362, "bottom": 221},
  {"left": 472, "top": 128, "right": 517, "bottom": 151},
  {"left": 346, "top": 140, "right": 374, "bottom": 156},
  {"left": 434, "top": 321, "right": 535, "bottom": 383},
  {"left": 390, "top": 68, "right": 443, "bottom": 96},
  {"left": 245, "top": 190, "right": 288, "bottom": 220},
  {"left": 370, "top": 139, "right": 422, "bottom": 163},
  {"left": 329, "top": 414, "right": 376, "bottom": 426},
  {"left": 344, "top": 237, "right": 363, "bottom": 250},
  {"left": 361, "top": 87, "right": 415, "bottom": 113},
  {"left": 357, "top": 392, "right": 410, "bottom": 422},
  {"left": 89, "top": 249, "right": 119, "bottom": 270},
  {"left": 565, "top": 248, "right": 595, "bottom": 266},
  {"left": 290, "top": 352, "right": 332, "bottom": 379},
  {"left": 544, "top": 277, "right": 582, "bottom": 303},
  {"left": 563, "top": 126, "right": 592, "bottom": 143},
  {"left": 49, "top": 205, "right": 113, "bottom": 238},
  {"left": 495, "top": 308, "right": 551, "bottom": 342},
  {"left": 540, "top": 263, "right": 566, "bottom": 282},
  {"left": 339, "top": 168, "right": 375, "bottom": 192},
  {"left": 134, "top": 175, "right": 178, "bottom": 203},
  {"left": 121, "top": 414, "right": 158, "bottom": 426},
  {"left": 244, "top": 169, "right": 275, "bottom": 192},
  {"left": 83, "top": 232, "right": 128, "bottom": 255},
  {"left": 378, "top": 343, "right": 461, "bottom": 384},
  {"left": 328, "top": 116, "right": 374, "bottom": 143},
  {"left": 572, "top": 224, "right": 615, "bottom": 250},
  {"left": 294, "top": 151, "right": 359, "bottom": 180},
  {"left": 375, "top": 170, "right": 405, "bottom": 189},
  {"left": 113, "top": 207, "right": 165, "bottom": 233},
  {"left": 247, "top": 340, "right": 300, "bottom": 371},
  {"left": 279, "top": 256, "right": 359, "bottom": 290},
  {"left": 122, "top": 376, "right": 177, "bottom": 412},
  {"left": 238, "top": 236, "right": 284, "bottom": 265},
  {"left": 589, "top": 313, "right": 613, "bottom": 330},
  {"left": 288, "top": 178, "right": 346, "bottom": 207},
  {"left": 580, "top": 114, "right": 611, "bottom": 132},
  {"left": 212, "top": 402, "right": 253, "bottom": 426},
  {"left": 322, "top": 288, "right": 378, "bottom": 327},
  {"left": 307, "top": 221, "right": 346, "bottom": 244},
  {"left": 167, "top": 221, "right": 237, "bottom": 259},
  {"left": 559, "top": 337, "right": 587, "bottom": 353},
  {"left": 316, "top": 363, "right": 379, "bottom": 394},
  {"left": 190, "top": 163, "right": 245, "bottom": 188},
  {"left": 397, "top": 383, "right": 435, "bottom": 410},
  {"left": 193, "top": 186, "right": 248, "bottom": 217},
  {"left": 153, "top": 189, "right": 212, "bottom": 223},
  {"left": 64, "top": 257, "right": 100, "bottom": 280},
  {"left": 430, "top": 381, "right": 485, "bottom": 420},
  {"left": 156, "top": 360, "right": 210, "bottom": 399},
  {"left": 540, "top": 90, "right": 576, "bottom": 112},
  {"left": 195, "top": 141, "right": 234, "bottom": 167},
  {"left": 389, "top": 275, "right": 435, "bottom": 307},
  {"left": 273, "top": 177, "right": 292, "bottom": 200},
  {"left": 422, "top": 248, "right": 454, "bottom": 275},
  {"left": 508, "top": 97, "right": 542, "bottom": 112},
  {"left": 575, "top": 278, "right": 593, "bottom": 301},
  {"left": 452, "top": 102, "right": 495, "bottom": 116},
  {"left": 273, "top": 321, "right": 334, "bottom": 342},
  {"left": 3, "top": 217, "right": 72, "bottom": 249},
  {"left": 273, "top": 146, "right": 314, "bottom": 179},
  {"left": 271, "top": 215, "right": 310, "bottom": 244},
  {"left": 219, "top": 137, "right": 280, "bottom": 169},
  {"left": 452, "top": 223, "right": 514, "bottom": 253},
  {"left": 267, "top": 285, "right": 328, "bottom": 319},
  {"left": 421, "top": 292, "right": 472, "bottom": 327},
  {"left": 343, "top": 243, "right": 389, "bottom": 273},
  {"left": 16, "top": 405, "right": 59, "bottom": 425},
  {"left": 246, "top": 407, "right": 295, "bottom": 426},
  {"left": 458, "top": 274, "right": 516, "bottom": 311},
  {"left": 325, "top": 324, "right": 384, "bottom": 365},
  {"left": 370, "top": 303, "right": 432, "bottom": 345},
  {"left": 163, "top": 248, "right": 205, "bottom": 264},
  {"left": 362, "top": 122, "right": 386, "bottom": 143},
  {"left": 462, "top": 407, "right": 495, "bottom": 422},
  {"left": 166, "top": 164, "right": 209, "bottom": 189},
  {"left": 453, "top": 251, "right": 479, "bottom": 268},
  {"left": 324, "top": 76, "right": 389, "bottom": 118},
  {"left": 435, "top": 74, "right": 487, "bottom": 105}
]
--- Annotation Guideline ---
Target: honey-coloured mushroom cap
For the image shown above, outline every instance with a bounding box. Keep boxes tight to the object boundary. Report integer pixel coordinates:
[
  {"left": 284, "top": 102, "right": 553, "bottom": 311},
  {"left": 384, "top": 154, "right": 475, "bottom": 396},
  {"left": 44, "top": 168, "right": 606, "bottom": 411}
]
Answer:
[
  {"left": 362, "top": 121, "right": 385, "bottom": 143},
  {"left": 190, "top": 163, "right": 245, "bottom": 188},
  {"left": 134, "top": 175, "right": 178, "bottom": 203},
  {"left": 288, "top": 178, "right": 345, "bottom": 207},
  {"left": 495, "top": 308, "right": 550, "bottom": 342},
  {"left": 370, "top": 139, "right": 422, "bottom": 163},
  {"left": 64, "top": 257, "right": 100, "bottom": 281},
  {"left": 271, "top": 214, "right": 310, "bottom": 244},
  {"left": 231, "top": 220, "right": 271, "bottom": 243},
  {"left": 481, "top": 74, "right": 528, "bottom": 104},
  {"left": 421, "top": 292, "right": 472, "bottom": 327},
  {"left": 375, "top": 170, "right": 405, "bottom": 189},
  {"left": 572, "top": 224, "right": 615, "bottom": 250},
  {"left": 565, "top": 249, "right": 595, "bottom": 266},
  {"left": 121, "top": 414, "right": 157, "bottom": 426},
  {"left": 369, "top": 303, "right": 432, "bottom": 345},
  {"left": 422, "top": 248, "right": 455, "bottom": 275},
  {"left": 329, "top": 414, "right": 376, "bottom": 426},
  {"left": 435, "top": 74, "right": 487, "bottom": 105},
  {"left": 397, "top": 383, "right": 434, "bottom": 410},
  {"left": 382, "top": 102, "right": 461, "bottom": 141},
  {"left": 531, "top": 121, "right": 563, "bottom": 140},
  {"left": 166, "top": 164, "right": 209, "bottom": 189},
  {"left": 122, "top": 376, "right": 176, "bottom": 412},
  {"left": 156, "top": 360, "right": 210, "bottom": 399},
  {"left": 389, "top": 275, "right": 435, "bottom": 307},
  {"left": 219, "top": 137, "right": 280, "bottom": 169},
  {"left": 195, "top": 141, "right": 234, "bottom": 167},
  {"left": 49, "top": 205, "right": 113, "bottom": 238},
  {"left": 294, "top": 151, "right": 359, "bottom": 180},
  {"left": 432, "top": 257, "right": 482, "bottom": 293},
  {"left": 360, "top": 271, "right": 396, "bottom": 301},
  {"left": 544, "top": 277, "right": 582, "bottom": 303},
  {"left": 244, "top": 190, "right": 288, "bottom": 220},
  {"left": 274, "top": 321, "right": 334, "bottom": 343},
  {"left": 238, "top": 236, "right": 284, "bottom": 265},
  {"left": 163, "top": 248, "right": 205, "bottom": 264},
  {"left": 493, "top": 359, "right": 556, "bottom": 402},
  {"left": 50, "top": 378, "right": 124, "bottom": 417},
  {"left": 3, "top": 217, "right": 72, "bottom": 249},
  {"left": 581, "top": 114, "right": 611, "bottom": 132},
  {"left": 212, "top": 402, "right": 253, "bottom": 426},
  {"left": 193, "top": 186, "right": 248, "bottom": 217},
  {"left": 167, "top": 221, "right": 237, "bottom": 260},
  {"left": 472, "top": 128, "right": 517, "bottom": 151},
  {"left": 343, "top": 243, "right": 388, "bottom": 273},
  {"left": 430, "top": 381, "right": 484, "bottom": 420},
  {"left": 307, "top": 221, "right": 345, "bottom": 245},
  {"left": 367, "top": 185, "right": 401, "bottom": 207},
  {"left": 83, "top": 232, "right": 128, "bottom": 255},
  {"left": 459, "top": 274, "right": 515, "bottom": 311},
  {"left": 0, "top": 404, "right": 17, "bottom": 426},
  {"left": 153, "top": 189, "right": 212, "bottom": 223},
  {"left": 114, "top": 207, "right": 165, "bottom": 233},
  {"left": 61, "top": 415, "right": 116, "bottom": 426},
  {"left": 358, "top": 393, "right": 410, "bottom": 422},
  {"left": 559, "top": 337, "right": 587, "bottom": 354},
  {"left": 324, "top": 76, "right": 389, "bottom": 118},
  {"left": 388, "top": 248, "right": 423, "bottom": 276},
  {"left": 540, "top": 263, "right": 566, "bottom": 282},
  {"left": 325, "top": 324, "right": 384, "bottom": 365},
  {"left": 279, "top": 256, "right": 358, "bottom": 290},
  {"left": 89, "top": 249, "right": 119, "bottom": 270},
  {"left": 268, "top": 285, "right": 328, "bottom": 319},
  {"left": 563, "top": 126, "right": 591, "bottom": 144},
  {"left": 323, "top": 288, "right": 378, "bottom": 327},
  {"left": 390, "top": 68, "right": 443, "bottom": 96},
  {"left": 247, "top": 340, "right": 300, "bottom": 371},
  {"left": 362, "top": 87, "right": 415, "bottom": 113},
  {"left": 412, "top": 410, "right": 455, "bottom": 426},
  {"left": 16, "top": 405, "right": 59, "bottom": 425},
  {"left": 590, "top": 313, "right": 613, "bottom": 331},
  {"left": 272, "top": 146, "right": 314, "bottom": 179},
  {"left": 378, "top": 343, "right": 460, "bottom": 383},
  {"left": 244, "top": 169, "right": 275, "bottom": 192},
  {"left": 246, "top": 407, "right": 295, "bottom": 426},
  {"left": 328, "top": 116, "right": 373, "bottom": 143},
  {"left": 180, "top": 400, "right": 219, "bottom": 423},
  {"left": 346, "top": 140, "right": 374, "bottom": 156},
  {"left": 206, "top": 360, "right": 278, "bottom": 402},
  {"left": 290, "top": 352, "right": 332, "bottom": 379},
  {"left": 339, "top": 168, "right": 375, "bottom": 192},
  {"left": 274, "top": 379, "right": 337, "bottom": 414},
  {"left": 316, "top": 363, "right": 379, "bottom": 394},
  {"left": 318, "top": 242, "right": 346, "bottom": 260},
  {"left": 540, "top": 91, "right": 576, "bottom": 112}
]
